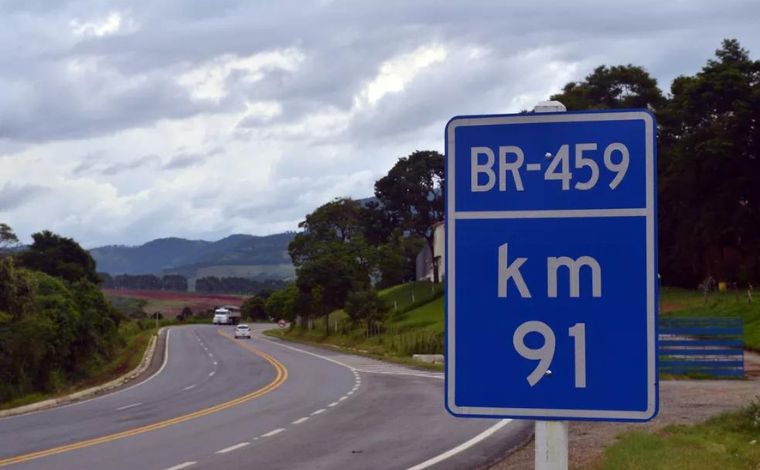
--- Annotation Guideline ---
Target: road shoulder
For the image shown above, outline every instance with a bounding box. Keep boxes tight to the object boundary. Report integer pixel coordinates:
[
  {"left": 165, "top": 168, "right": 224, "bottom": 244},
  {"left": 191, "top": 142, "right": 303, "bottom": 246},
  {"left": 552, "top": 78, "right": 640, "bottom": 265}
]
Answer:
[
  {"left": 489, "top": 351, "right": 760, "bottom": 469},
  {"left": 0, "top": 328, "right": 167, "bottom": 418}
]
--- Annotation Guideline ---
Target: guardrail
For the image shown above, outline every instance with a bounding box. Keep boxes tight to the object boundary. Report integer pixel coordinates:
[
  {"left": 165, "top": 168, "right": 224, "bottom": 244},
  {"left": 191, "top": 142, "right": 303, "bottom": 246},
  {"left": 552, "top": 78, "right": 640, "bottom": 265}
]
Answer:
[{"left": 659, "top": 317, "right": 744, "bottom": 378}]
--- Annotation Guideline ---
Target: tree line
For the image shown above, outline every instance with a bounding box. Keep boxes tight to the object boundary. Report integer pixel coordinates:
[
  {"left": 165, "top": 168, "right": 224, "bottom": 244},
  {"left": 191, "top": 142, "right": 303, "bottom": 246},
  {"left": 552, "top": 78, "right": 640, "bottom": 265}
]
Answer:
[
  {"left": 100, "top": 272, "right": 286, "bottom": 295},
  {"left": 0, "top": 229, "right": 125, "bottom": 403},
  {"left": 550, "top": 39, "right": 759, "bottom": 287}
]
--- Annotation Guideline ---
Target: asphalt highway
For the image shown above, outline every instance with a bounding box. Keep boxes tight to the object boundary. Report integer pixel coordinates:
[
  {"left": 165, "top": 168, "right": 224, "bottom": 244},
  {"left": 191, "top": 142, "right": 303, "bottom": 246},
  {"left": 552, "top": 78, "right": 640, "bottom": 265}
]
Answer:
[{"left": 0, "top": 325, "right": 532, "bottom": 470}]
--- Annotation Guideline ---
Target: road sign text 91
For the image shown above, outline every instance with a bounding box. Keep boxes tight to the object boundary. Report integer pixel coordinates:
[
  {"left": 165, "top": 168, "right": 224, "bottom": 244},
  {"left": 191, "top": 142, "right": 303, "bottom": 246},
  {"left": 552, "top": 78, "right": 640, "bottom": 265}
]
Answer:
[
  {"left": 513, "top": 321, "right": 587, "bottom": 388},
  {"left": 471, "top": 143, "right": 629, "bottom": 192}
]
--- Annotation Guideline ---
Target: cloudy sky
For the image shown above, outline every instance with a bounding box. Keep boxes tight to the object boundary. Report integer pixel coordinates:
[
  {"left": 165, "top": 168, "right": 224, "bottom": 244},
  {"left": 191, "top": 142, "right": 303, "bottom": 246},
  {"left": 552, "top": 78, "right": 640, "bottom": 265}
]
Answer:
[{"left": 1, "top": 0, "right": 758, "bottom": 248}]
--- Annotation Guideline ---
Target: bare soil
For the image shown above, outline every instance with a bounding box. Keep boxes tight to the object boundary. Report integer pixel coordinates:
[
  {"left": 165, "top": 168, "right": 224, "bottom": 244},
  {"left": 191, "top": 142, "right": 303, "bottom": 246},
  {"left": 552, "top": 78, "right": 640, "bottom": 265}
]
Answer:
[{"left": 489, "top": 351, "right": 760, "bottom": 470}]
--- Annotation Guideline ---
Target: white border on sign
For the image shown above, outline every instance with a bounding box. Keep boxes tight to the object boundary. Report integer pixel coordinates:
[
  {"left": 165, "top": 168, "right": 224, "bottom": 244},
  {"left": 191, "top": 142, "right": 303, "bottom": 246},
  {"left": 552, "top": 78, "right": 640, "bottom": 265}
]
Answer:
[{"left": 445, "top": 111, "right": 656, "bottom": 420}]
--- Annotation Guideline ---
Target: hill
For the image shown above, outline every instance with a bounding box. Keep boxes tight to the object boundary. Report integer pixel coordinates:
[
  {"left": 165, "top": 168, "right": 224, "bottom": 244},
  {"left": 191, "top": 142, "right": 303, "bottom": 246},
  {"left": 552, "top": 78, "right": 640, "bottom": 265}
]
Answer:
[{"left": 90, "top": 232, "right": 297, "bottom": 280}]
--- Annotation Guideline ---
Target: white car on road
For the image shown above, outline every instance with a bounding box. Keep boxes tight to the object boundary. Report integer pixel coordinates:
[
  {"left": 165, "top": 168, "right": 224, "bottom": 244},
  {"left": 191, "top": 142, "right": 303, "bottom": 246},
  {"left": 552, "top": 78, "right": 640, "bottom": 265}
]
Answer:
[{"left": 234, "top": 324, "right": 252, "bottom": 339}]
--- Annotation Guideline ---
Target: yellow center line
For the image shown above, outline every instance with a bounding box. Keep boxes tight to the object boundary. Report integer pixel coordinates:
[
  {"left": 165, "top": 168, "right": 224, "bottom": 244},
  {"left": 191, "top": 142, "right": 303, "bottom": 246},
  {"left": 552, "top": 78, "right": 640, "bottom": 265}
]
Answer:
[{"left": 0, "top": 329, "right": 288, "bottom": 468}]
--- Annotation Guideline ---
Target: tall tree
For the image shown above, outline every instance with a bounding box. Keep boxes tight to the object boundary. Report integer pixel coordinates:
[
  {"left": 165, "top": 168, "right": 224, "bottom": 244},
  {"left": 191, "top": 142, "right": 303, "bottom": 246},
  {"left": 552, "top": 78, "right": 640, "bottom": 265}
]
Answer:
[
  {"left": 551, "top": 64, "right": 666, "bottom": 111},
  {"left": 0, "top": 223, "right": 19, "bottom": 249},
  {"left": 375, "top": 150, "right": 444, "bottom": 282},
  {"left": 20, "top": 231, "right": 100, "bottom": 284},
  {"left": 289, "top": 198, "right": 374, "bottom": 330},
  {"left": 659, "top": 39, "right": 760, "bottom": 285}
]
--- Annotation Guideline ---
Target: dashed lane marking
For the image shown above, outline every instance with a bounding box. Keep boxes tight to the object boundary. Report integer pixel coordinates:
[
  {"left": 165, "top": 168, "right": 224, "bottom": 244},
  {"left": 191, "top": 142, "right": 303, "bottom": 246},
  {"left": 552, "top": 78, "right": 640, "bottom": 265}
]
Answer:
[
  {"left": 292, "top": 417, "right": 309, "bottom": 424},
  {"left": 215, "top": 442, "right": 250, "bottom": 454},
  {"left": 164, "top": 461, "right": 196, "bottom": 470},
  {"left": 310, "top": 409, "right": 325, "bottom": 416},
  {"left": 182, "top": 385, "right": 196, "bottom": 391},
  {"left": 261, "top": 428, "right": 285, "bottom": 438},
  {"left": 115, "top": 402, "right": 142, "bottom": 411}
]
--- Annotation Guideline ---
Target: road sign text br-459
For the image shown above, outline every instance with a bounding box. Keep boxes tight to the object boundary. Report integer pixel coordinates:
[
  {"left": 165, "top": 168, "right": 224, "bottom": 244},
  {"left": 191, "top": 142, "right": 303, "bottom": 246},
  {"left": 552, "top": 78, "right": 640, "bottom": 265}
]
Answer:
[{"left": 445, "top": 110, "right": 658, "bottom": 421}]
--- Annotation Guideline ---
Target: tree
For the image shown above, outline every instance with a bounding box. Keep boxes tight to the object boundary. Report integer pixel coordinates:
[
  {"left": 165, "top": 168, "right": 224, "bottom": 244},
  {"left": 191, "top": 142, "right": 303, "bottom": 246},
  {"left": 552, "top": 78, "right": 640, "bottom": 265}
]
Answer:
[
  {"left": 178, "top": 306, "right": 193, "bottom": 321},
  {"left": 19, "top": 231, "right": 100, "bottom": 284},
  {"left": 265, "top": 284, "right": 298, "bottom": 322},
  {"left": 658, "top": 39, "right": 760, "bottom": 285},
  {"left": 0, "top": 223, "right": 19, "bottom": 249},
  {"left": 289, "top": 198, "right": 375, "bottom": 329},
  {"left": 551, "top": 65, "right": 666, "bottom": 111},
  {"left": 375, "top": 151, "right": 444, "bottom": 282},
  {"left": 241, "top": 296, "right": 267, "bottom": 321},
  {"left": 344, "top": 289, "right": 388, "bottom": 331}
]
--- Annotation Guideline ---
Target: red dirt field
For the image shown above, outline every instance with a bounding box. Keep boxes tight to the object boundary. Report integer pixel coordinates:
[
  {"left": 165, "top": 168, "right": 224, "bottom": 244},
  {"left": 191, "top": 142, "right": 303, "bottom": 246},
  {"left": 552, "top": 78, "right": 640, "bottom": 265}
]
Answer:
[{"left": 103, "top": 289, "right": 245, "bottom": 316}]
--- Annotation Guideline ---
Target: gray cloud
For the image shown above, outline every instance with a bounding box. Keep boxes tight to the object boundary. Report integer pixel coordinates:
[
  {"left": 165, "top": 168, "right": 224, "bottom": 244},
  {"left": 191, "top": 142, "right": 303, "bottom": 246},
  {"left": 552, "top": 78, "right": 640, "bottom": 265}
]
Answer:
[
  {"left": 101, "top": 154, "right": 161, "bottom": 175},
  {"left": 0, "top": 183, "right": 48, "bottom": 211},
  {"left": 162, "top": 147, "right": 222, "bottom": 170}
]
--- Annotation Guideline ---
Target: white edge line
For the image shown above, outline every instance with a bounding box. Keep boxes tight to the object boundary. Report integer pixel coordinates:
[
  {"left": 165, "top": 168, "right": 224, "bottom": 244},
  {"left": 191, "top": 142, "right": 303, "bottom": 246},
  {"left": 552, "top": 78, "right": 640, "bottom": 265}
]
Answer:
[
  {"left": 115, "top": 402, "right": 142, "bottom": 411},
  {"left": 215, "top": 442, "right": 250, "bottom": 454},
  {"left": 359, "top": 370, "right": 443, "bottom": 379},
  {"left": 261, "top": 428, "right": 285, "bottom": 437},
  {"left": 260, "top": 326, "right": 514, "bottom": 466},
  {"left": 258, "top": 335, "right": 443, "bottom": 380},
  {"left": 256, "top": 335, "right": 357, "bottom": 372},
  {"left": 292, "top": 417, "right": 309, "bottom": 424},
  {"left": 406, "top": 420, "right": 511, "bottom": 470},
  {"left": 164, "top": 461, "right": 196, "bottom": 470}
]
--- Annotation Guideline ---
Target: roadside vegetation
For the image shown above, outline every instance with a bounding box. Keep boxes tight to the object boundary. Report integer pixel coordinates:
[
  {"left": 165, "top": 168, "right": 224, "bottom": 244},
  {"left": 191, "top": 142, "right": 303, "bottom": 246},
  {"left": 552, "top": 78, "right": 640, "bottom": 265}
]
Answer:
[
  {"left": 267, "top": 282, "right": 444, "bottom": 364},
  {"left": 0, "top": 228, "right": 140, "bottom": 405},
  {"left": 661, "top": 287, "right": 760, "bottom": 351},
  {"left": 589, "top": 401, "right": 760, "bottom": 470}
]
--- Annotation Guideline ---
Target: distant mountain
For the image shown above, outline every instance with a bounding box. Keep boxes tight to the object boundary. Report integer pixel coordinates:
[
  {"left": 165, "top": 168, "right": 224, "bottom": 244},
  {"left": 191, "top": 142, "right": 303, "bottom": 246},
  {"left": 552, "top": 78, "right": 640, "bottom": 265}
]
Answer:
[{"left": 90, "top": 232, "right": 297, "bottom": 280}]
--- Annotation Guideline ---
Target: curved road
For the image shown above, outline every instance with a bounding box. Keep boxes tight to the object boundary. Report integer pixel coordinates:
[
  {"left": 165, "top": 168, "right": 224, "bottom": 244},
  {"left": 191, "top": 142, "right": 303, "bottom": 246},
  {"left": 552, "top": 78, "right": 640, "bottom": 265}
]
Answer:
[{"left": 0, "top": 325, "right": 531, "bottom": 470}]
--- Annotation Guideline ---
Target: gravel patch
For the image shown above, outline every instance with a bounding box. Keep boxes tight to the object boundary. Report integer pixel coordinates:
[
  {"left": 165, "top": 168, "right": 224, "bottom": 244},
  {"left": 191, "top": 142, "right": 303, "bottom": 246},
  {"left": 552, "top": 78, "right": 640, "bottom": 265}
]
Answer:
[{"left": 489, "top": 351, "right": 760, "bottom": 469}]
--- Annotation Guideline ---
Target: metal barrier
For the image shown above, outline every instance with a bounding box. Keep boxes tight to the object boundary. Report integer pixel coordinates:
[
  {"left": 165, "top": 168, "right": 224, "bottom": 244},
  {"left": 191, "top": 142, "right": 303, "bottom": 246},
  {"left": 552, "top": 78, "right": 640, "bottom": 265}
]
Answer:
[{"left": 659, "top": 317, "right": 744, "bottom": 378}]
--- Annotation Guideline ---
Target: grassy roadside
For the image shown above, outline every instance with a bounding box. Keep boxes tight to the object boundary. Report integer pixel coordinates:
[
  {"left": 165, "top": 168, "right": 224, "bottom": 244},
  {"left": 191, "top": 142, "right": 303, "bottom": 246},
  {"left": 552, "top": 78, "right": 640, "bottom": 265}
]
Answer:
[
  {"left": 589, "top": 400, "right": 760, "bottom": 470},
  {"left": 263, "top": 328, "right": 443, "bottom": 371},
  {"left": 661, "top": 287, "right": 760, "bottom": 350},
  {"left": 278, "top": 281, "right": 444, "bottom": 364},
  {"left": 0, "top": 322, "right": 156, "bottom": 411}
]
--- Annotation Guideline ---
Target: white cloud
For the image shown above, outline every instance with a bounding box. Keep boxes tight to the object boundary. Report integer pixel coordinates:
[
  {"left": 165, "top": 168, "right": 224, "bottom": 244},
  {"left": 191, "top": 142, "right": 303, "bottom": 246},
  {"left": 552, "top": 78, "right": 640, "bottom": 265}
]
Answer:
[
  {"left": 70, "top": 12, "right": 134, "bottom": 38},
  {"left": 362, "top": 44, "right": 448, "bottom": 106},
  {"left": 178, "top": 49, "right": 305, "bottom": 102}
]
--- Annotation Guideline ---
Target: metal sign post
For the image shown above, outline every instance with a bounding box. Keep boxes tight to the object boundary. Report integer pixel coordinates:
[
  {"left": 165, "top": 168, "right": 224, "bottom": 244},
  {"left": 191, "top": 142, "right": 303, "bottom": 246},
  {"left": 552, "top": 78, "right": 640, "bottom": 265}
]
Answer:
[
  {"left": 444, "top": 101, "right": 658, "bottom": 470},
  {"left": 533, "top": 101, "right": 569, "bottom": 470}
]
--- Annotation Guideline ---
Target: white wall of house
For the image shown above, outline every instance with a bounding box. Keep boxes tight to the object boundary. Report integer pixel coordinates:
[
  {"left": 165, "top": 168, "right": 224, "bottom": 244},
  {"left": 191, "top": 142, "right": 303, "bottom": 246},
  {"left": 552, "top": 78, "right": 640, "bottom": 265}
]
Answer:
[{"left": 416, "top": 222, "right": 445, "bottom": 282}]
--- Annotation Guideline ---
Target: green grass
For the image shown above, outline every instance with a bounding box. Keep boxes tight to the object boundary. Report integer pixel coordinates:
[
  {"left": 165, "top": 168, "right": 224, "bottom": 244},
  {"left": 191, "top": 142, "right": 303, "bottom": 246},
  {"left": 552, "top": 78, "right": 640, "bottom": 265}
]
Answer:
[
  {"left": 278, "top": 282, "right": 445, "bottom": 363},
  {"left": 589, "top": 400, "right": 760, "bottom": 470},
  {"left": 263, "top": 329, "right": 443, "bottom": 371},
  {"left": 381, "top": 281, "right": 444, "bottom": 315},
  {"left": 661, "top": 287, "right": 760, "bottom": 350}
]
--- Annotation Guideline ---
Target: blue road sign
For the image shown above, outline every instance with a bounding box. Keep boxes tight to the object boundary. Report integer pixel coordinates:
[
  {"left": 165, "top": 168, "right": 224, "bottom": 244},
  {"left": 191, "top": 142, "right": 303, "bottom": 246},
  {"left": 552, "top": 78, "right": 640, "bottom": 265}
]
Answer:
[{"left": 445, "top": 110, "right": 658, "bottom": 421}]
